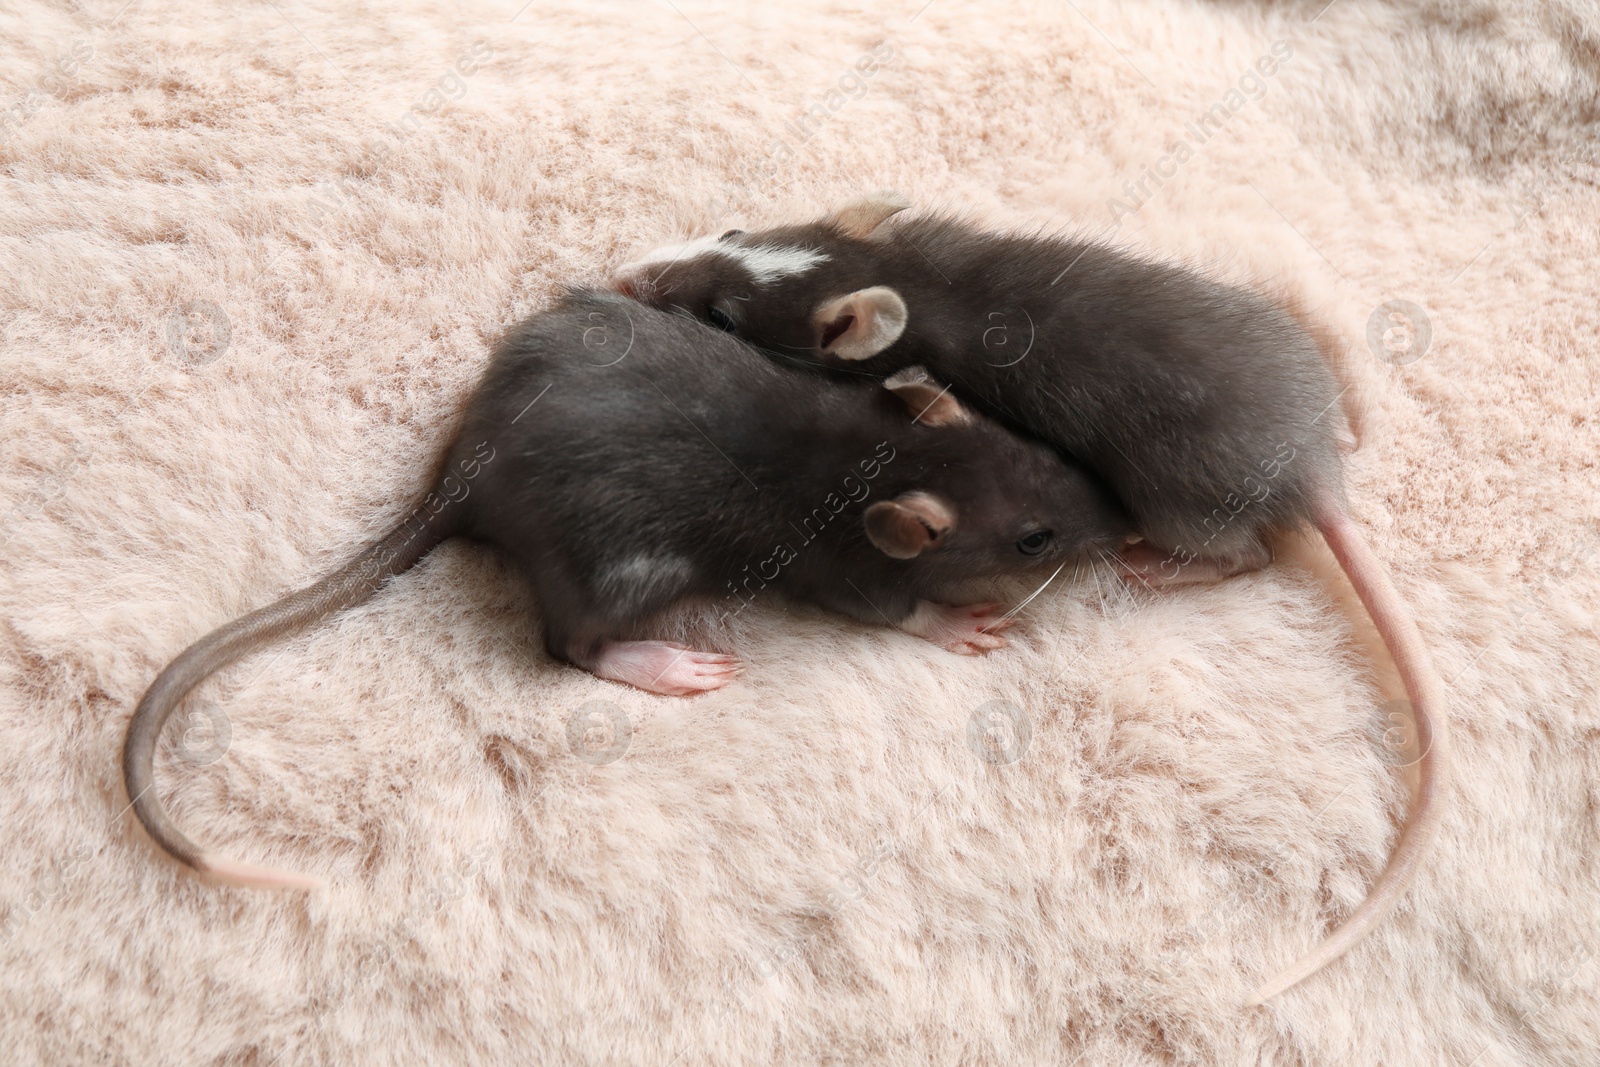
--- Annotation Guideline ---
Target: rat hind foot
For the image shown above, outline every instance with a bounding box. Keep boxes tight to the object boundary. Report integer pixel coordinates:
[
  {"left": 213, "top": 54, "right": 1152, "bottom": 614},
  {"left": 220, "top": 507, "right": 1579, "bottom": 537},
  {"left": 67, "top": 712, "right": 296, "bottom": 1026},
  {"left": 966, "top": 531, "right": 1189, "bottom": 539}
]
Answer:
[{"left": 591, "top": 640, "right": 740, "bottom": 696}]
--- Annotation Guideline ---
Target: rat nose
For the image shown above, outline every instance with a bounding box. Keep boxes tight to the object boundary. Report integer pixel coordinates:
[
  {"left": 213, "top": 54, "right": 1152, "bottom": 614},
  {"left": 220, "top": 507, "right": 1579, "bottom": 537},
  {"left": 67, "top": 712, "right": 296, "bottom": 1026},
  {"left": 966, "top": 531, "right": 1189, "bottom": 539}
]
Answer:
[{"left": 611, "top": 264, "right": 653, "bottom": 300}]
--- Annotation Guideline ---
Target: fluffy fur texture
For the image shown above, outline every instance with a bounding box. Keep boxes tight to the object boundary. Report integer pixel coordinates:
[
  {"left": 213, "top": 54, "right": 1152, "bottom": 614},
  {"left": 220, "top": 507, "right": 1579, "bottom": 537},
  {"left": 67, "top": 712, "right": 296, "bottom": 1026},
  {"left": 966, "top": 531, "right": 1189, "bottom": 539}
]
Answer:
[{"left": 2, "top": 0, "right": 1598, "bottom": 1063}]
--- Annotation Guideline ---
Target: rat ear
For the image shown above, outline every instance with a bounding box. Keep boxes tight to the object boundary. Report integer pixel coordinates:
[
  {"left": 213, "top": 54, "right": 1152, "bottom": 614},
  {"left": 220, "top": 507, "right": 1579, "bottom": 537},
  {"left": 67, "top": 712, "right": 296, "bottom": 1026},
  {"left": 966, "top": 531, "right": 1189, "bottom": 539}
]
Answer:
[
  {"left": 828, "top": 190, "right": 911, "bottom": 239},
  {"left": 864, "top": 492, "right": 956, "bottom": 559},
  {"left": 813, "top": 287, "right": 907, "bottom": 361},
  {"left": 883, "top": 366, "right": 971, "bottom": 427}
]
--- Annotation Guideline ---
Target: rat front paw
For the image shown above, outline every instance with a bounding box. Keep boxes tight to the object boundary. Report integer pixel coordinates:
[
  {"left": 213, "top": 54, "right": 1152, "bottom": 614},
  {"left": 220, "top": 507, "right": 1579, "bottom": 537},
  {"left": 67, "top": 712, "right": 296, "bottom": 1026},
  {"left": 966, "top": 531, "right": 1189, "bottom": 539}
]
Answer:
[{"left": 899, "top": 601, "right": 1013, "bottom": 655}]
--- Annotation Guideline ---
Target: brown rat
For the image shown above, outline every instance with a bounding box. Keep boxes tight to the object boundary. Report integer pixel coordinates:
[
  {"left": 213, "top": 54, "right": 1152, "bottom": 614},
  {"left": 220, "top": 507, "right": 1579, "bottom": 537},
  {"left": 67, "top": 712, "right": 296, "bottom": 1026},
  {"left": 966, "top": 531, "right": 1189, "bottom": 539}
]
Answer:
[
  {"left": 613, "top": 196, "right": 1449, "bottom": 1004},
  {"left": 123, "top": 287, "right": 1130, "bottom": 889}
]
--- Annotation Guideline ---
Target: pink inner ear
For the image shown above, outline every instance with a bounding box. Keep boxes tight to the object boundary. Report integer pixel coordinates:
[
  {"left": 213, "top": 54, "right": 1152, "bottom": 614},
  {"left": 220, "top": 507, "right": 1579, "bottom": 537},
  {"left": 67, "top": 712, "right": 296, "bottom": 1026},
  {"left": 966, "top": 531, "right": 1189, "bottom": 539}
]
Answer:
[
  {"left": 897, "top": 510, "right": 938, "bottom": 551},
  {"left": 820, "top": 313, "right": 854, "bottom": 350},
  {"left": 866, "top": 501, "right": 928, "bottom": 558}
]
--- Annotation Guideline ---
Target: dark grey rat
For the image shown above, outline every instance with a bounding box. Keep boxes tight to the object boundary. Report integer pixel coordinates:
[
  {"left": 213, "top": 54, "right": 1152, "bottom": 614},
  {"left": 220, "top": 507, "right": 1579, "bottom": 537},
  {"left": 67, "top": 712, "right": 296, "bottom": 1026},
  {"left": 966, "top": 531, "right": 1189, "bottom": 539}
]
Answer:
[
  {"left": 123, "top": 287, "right": 1130, "bottom": 890},
  {"left": 612, "top": 195, "right": 1449, "bottom": 1005}
]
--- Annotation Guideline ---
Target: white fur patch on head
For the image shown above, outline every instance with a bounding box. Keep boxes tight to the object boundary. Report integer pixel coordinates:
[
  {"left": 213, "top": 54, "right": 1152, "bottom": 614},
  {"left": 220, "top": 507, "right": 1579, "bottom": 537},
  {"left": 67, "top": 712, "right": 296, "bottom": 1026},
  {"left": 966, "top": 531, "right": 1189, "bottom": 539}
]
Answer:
[
  {"left": 620, "top": 236, "right": 828, "bottom": 285},
  {"left": 623, "top": 234, "right": 725, "bottom": 277},
  {"left": 719, "top": 243, "right": 828, "bottom": 283}
]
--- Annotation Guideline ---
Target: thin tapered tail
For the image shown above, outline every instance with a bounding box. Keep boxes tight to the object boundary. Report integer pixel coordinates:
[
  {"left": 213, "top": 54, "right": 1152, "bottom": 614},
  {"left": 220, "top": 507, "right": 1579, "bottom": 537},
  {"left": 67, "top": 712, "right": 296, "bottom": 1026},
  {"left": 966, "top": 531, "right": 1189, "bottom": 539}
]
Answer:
[
  {"left": 1246, "top": 494, "right": 1450, "bottom": 1005},
  {"left": 122, "top": 502, "right": 455, "bottom": 888}
]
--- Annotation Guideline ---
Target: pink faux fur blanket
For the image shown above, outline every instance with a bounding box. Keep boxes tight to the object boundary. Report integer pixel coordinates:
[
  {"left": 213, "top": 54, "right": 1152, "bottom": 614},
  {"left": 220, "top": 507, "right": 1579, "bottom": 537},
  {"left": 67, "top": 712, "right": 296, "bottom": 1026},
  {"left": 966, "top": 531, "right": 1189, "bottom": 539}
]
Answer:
[{"left": 3, "top": 0, "right": 1598, "bottom": 1063}]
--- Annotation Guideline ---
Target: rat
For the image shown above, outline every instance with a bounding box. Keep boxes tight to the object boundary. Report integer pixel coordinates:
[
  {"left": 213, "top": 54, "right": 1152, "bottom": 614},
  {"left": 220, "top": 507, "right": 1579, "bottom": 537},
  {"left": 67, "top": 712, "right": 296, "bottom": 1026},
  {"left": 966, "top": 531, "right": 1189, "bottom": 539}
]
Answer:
[
  {"left": 612, "top": 195, "right": 1450, "bottom": 1005},
  {"left": 123, "top": 287, "right": 1131, "bottom": 890}
]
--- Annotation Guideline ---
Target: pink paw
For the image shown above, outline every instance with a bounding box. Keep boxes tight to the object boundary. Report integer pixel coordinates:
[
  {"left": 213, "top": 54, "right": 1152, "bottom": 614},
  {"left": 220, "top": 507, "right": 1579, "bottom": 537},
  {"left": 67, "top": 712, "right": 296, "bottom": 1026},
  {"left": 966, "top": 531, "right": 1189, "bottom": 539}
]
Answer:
[
  {"left": 1110, "top": 541, "right": 1253, "bottom": 588},
  {"left": 592, "top": 640, "right": 741, "bottom": 697},
  {"left": 1112, "top": 542, "right": 1184, "bottom": 588},
  {"left": 901, "top": 601, "right": 1013, "bottom": 655}
]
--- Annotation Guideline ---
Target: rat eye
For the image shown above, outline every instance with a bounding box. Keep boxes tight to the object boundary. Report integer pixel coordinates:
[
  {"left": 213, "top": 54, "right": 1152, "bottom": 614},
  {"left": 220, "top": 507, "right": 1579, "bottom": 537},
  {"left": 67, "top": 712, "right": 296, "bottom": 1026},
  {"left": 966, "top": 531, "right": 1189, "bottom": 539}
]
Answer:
[
  {"left": 1017, "top": 530, "right": 1053, "bottom": 555},
  {"left": 705, "top": 305, "right": 737, "bottom": 332},
  {"left": 720, "top": 229, "right": 745, "bottom": 240}
]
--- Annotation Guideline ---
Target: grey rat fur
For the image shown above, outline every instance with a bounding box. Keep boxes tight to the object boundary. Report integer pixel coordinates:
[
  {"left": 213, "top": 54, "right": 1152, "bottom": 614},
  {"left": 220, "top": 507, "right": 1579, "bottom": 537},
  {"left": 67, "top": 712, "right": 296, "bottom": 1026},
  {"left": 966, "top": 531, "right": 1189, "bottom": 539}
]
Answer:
[
  {"left": 614, "top": 197, "right": 1450, "bottom": 1005},
  {"left": 123, "top": 288, "right": 1129, "bottom": 889}
]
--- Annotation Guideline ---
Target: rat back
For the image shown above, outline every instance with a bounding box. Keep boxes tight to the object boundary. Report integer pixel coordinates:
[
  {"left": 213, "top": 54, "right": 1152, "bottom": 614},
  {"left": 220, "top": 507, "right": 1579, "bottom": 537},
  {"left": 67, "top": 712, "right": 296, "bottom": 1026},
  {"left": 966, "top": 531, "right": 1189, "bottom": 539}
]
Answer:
[
  {"left": 446, "top": 291, "right": 830, "bottom": 645},
  {"left": 615, "top": 211, "right": 1345, "bottom": 562},
  {"left": 445, "top": 289, "right": 1130, "bottom": 649},
  {"left": 854, "top": 216, "right": 1347, "bottom": 559}
]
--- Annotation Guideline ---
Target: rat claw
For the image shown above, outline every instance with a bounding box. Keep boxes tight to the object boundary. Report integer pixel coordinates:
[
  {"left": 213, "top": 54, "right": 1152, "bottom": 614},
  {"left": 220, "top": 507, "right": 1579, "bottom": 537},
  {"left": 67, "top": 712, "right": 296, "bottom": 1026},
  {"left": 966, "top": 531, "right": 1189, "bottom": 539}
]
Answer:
[
  {"left": 965, "top": 632, "right": 1009, "bottom": 653},
  {"left": 946, "top": 634, "right": 1007, "bottom": 655}
]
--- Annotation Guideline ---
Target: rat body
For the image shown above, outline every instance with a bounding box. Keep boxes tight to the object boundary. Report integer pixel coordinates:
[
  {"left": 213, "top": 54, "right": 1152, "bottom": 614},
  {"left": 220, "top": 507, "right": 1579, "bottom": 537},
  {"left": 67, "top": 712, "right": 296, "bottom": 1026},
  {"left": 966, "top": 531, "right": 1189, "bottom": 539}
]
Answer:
[
  {"left": 619, "top": 207, "right": 1337, "bottom": 573},
  {"left": 124, "top": 288, "right": 1129, "bottom": 889},
  {"left": 614, "top": 197, "right": 1449, "bottom": 1004}
]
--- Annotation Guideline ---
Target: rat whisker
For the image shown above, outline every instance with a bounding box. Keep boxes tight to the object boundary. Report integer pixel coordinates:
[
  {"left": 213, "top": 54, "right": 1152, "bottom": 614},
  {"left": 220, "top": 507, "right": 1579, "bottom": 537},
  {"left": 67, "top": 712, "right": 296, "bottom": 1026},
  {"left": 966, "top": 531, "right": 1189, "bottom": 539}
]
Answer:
[
  {"left": 759, "top": 347, "right": 882, "bottom": 378},
  {"left": 1100, "top": 543, "right": 1156, "bottom": 595},
  {"left": 980, "top": 559, "right": 1068, "bottom": 632},
  {"left": 1093, "top": 545, "right": 1133, "bottom": 608},
  {"left": 1085, "top": 546, "right": 1107, "bottom": 606}
]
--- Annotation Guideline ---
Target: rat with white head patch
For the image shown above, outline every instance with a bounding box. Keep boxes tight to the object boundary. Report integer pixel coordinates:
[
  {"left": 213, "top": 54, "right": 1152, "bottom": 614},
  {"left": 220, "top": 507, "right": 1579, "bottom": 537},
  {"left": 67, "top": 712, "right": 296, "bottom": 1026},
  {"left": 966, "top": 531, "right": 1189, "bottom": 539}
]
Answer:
[
  {"left": 613, "top": 196, "right": 1449, "bottom": 1005},
  {"left": 123, "top": 288, "right": 1130, "bottom": 890}
]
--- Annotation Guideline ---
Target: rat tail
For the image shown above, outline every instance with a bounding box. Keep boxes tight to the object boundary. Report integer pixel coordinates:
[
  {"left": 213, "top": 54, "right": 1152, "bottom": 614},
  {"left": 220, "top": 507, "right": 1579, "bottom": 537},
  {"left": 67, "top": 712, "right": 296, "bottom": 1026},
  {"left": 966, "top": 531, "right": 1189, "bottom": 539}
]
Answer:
[
  {"left": 1246, "top": 493, "right": 1450, "bottom": 1005},
  {"left": 122, "top": 501, "right": 457, "bottom": 889}
]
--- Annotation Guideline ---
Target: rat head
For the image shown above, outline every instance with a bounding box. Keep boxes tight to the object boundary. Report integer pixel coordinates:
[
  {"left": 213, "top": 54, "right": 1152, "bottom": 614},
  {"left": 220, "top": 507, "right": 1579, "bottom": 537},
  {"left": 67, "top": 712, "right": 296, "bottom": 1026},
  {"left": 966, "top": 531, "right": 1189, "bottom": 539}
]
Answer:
[
  {"left": 611, "top": 192, "right": 913, "bottom": 365},
  {"left": 864, "top": 368, "right": 1130, "bottom": 583}
]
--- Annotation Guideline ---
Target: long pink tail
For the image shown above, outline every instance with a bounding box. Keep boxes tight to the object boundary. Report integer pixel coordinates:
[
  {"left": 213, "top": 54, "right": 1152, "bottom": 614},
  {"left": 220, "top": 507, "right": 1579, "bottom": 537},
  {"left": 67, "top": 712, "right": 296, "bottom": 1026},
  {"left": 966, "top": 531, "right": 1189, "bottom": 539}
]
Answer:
[{"left": 1246, "top": 494, "right": 1451, "bottom": 1005}]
